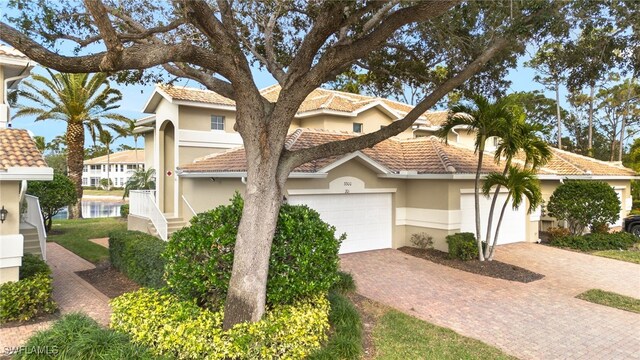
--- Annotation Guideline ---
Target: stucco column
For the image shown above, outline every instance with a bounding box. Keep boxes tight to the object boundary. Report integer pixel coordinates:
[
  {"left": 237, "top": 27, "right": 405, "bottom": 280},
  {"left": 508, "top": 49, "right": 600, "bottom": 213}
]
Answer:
[{"left": 0, "top": 180, "right": 24, "bottom": 284}]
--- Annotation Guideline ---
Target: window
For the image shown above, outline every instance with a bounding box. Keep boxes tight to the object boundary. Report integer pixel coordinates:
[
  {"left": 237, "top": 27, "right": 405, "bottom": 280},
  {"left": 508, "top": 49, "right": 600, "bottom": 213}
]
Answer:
[
  {"left": 127, "top": 164, "right": 136, "bottom": 170},
  {"left": 121, "top": 178, "right": 125, "bottom": 185},
  {"left": 353, "top": 123, "right": 363, "bottom": 133},
  {"left": 82, "top": 178, "right": 88, "bottom": 185},
  {"left": 211, "top": 115, "right": 225, "bottom": 131}
]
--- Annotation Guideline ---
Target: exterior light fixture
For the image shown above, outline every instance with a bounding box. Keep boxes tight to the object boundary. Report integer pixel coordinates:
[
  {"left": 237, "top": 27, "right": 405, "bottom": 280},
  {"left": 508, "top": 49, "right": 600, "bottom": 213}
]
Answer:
[{"left": 0, "top": 206, "right": 7, "bottom": 223}]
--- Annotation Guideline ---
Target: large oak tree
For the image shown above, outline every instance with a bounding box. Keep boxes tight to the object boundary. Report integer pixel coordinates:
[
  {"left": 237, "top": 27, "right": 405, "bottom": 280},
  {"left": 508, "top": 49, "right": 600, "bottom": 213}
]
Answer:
[{"left": 2, "top": 0, "right": 567, "bottom": 327}]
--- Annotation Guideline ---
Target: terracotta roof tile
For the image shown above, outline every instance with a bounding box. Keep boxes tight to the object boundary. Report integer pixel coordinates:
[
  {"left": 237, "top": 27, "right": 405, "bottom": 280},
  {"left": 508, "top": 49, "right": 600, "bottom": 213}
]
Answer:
[
  {"left": 84, "top": 150, "right": 145, "bottom": 165},
  {"left": 0, "top": 129, "right": 47, "bottom": 170},
  {"left": 179, "top": 129, "right": 638, "bottom": 178},
  {"left": 158, "top": 84, "right": 441, "bottom": 121}
]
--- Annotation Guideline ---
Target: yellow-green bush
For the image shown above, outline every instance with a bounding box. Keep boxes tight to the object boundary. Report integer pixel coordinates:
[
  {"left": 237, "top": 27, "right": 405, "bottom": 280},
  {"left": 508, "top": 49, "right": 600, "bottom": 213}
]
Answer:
[
  {"left": 0, "top": 273, "right": 56, "bottom": 323},
  {"left": 111, "top": 288, "right": 330, "bottom": 360}
]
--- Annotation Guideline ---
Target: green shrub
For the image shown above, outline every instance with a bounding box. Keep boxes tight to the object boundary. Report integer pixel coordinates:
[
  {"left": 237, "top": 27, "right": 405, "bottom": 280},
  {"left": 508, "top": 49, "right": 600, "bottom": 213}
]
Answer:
[
  {"left": 120, "top": 204, "right": 130, "bottom": 218},
  {"left": 0, "top": 273, "right": 56, "bottom": 323},
  {"left": 550, "top": 232, "right": 639, "bottom": 251},
  {"left": 110, "top": 288, "right": 330, "bottom": 360},
  {"left": 545, "top": 226, "right": 571, "bottom": 241},
  {"left": 410, "top": 232, "right": 434, "bottom": 249},
  {"left": 109, "top": 230, "right": 166, "bottom": 288},
  {"left": 164, "top": 193, "right": 343, "bottom": 309},
  {"left": 446, "top": 232, "right": 477, "bottom": 261},
  {"left": 27, "top": 171, "right": 78, "bottom": 232},
  {"left": 546, "top": 180, "right": 621, "bottom": 235},
  {"left": 308, "top": 292, "right": 362, "bottom": 360},
  {"left": 19, "top": 254, "right": 51, "bottom": 280},
  {"left": 15, "top": 313, "right": 160, "bottom": 359},
  {"left": 331, "top": 271, "right": 356, "bottom": 294}
]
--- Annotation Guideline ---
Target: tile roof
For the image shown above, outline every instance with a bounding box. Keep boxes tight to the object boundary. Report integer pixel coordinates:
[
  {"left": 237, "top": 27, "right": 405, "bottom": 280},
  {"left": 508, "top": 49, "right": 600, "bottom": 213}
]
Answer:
[
  {"left": 0, "top": 45, "right": 29, "bottom": 60},
  {"left": 0, "top": 129, "right": 47, "bottom": 170},
  {"left": 179, "top": 129, "right": 638, "bottom": 178},
  {"left": 84, "top": 150, "right": 145, "bottom": 165},
  {"left": 157, "top": 84, "right": 446, "bottom": 123}
]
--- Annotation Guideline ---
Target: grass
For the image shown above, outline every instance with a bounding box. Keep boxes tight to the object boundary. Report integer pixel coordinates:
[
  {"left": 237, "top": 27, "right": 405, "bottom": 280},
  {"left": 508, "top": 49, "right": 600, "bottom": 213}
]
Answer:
[
  {"left": 373, "top": 310, "right": 516, "bottom": 360},
  {"left": 14, "top": 313, "right": 162, "bottom": 359},
  {"left": 576, "top": 289, "right": 640, "bottom": 314},
  {"left": 308, "top": 291, "right": 363, "bottom": 360},
  {"left": 592, "top": 249, "right": 640, "bottom": 264},
  {"left": 83, "top": 188, "right": 125, "bottom": 197},
  {"left": 48, "top": 218, "right": 127, "bottom": 263}
]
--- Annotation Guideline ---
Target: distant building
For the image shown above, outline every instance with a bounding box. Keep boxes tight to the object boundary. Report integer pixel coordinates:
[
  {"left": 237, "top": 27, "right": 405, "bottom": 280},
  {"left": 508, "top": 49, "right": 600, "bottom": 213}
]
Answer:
[{"left": 82, "top": 150, "right": 145, "bottom": 188}]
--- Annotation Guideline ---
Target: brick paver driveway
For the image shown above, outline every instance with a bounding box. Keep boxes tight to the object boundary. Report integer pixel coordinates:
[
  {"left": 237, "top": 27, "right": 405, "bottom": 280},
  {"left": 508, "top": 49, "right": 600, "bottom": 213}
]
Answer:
[{"left": 341, "top": 243, "right": 640, "bottom": 360}]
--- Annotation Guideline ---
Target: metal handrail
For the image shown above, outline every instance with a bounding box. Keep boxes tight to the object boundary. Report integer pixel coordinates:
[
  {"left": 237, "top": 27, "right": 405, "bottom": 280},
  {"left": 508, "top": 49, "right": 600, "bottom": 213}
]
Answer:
[{"left": 182, "top": 195, "right": 197, "bottom": 217}]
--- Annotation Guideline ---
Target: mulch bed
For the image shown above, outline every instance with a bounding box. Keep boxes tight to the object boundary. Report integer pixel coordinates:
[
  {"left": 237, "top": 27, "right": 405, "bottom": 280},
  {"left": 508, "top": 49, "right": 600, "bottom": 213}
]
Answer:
[
  {"left": 0, "top": 312, "right": 60, "bottom": 329},
  {"left": 399, "top": 246, "right": 544, "bottom": 283},
  {"left": 76, "top": 262, "right": 140, "bottom": 299}
]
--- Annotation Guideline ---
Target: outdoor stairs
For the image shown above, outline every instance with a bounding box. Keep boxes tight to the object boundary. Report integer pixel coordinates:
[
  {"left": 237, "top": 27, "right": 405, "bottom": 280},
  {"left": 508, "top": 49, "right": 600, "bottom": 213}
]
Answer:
[
  {"left": 148, "top": 216, "right": 186, "bottom": 240},
  {"left": 20, "top": 223, "right": 42, "bottom": 259}
]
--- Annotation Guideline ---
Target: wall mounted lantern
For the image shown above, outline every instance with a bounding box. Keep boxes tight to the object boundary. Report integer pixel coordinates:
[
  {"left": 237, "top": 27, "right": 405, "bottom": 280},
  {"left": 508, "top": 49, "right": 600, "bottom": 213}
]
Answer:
[{"left": 0, "top": 206, "right": 7, "bottom": 223}]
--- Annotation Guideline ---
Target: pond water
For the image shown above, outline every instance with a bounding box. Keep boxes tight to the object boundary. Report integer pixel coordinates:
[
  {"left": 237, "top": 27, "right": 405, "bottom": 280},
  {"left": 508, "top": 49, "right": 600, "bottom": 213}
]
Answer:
[{"left": 53, "top": 200, "right": 126, "bottom": 219}]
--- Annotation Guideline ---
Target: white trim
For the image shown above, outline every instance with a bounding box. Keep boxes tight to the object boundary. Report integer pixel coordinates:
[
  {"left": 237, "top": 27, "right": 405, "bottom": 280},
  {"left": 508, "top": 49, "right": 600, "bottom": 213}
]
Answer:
[
  {"left": 352, "top": 100, "right": 401, "bottom": 119},
  {"left": 318, "top": 151, "right": 390, "bottom": 174},
  {"left": 294, "top": 108, "right": 358, "bottom": 118},
  {"left": 142, "top": 87, "right": 171, "bottom": 113},
  {"left": 460, "top": 188, "right": 509, "bottom": 195},
  {"left": 0, "top": 234, "right": 24, "bottom": 268},
  {"left": 287, "top": 188, "right": 396, "bottom": 195},
  {"left": 0, "top": 167, "right": 53, "bottom": 181},
  {"left": 178, "top": 129, "right": 243, "bottom": 148},
  {"left": 177, "top": 170, "right": 327, "bottom": 179},
  {"left": 0, "top": 56, "right": 32, "bottom": 68},
  {"left": 173, "top": 100, "right": 236, "bottom": 112},
  {"left": 396, "top": 207, "right": 461, "bottom": 230},
  {"left": 379, "top": 173, "right": 478, "bottom": 180}
]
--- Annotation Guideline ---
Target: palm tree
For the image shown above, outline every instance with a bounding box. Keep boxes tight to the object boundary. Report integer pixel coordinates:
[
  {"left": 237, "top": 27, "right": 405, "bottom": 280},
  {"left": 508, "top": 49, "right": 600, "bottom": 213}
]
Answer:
[
  {"left": 14, "top": 70, "right": 128, "bottom": 218},
  {"left": 33, "top": 135, "right": 46, "bottom": 153},
  {"left": 121, "top": 118, "right": 142, "bottom": 168},
  {"left": 123, "top": 168, "right": 156, "bottom": 198},
  {"left": 436, "top": 94, "right": 514, "bottom": 261},
  {"left": 482, "top": 166, "right": 543, "bottom": 260},
  {"left": 484, "top": 116, "right": 552, "bottom": 259}
]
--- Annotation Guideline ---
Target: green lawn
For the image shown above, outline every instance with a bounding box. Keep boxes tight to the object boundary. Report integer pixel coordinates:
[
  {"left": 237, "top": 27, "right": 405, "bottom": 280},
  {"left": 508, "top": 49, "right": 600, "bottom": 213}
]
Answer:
[
  {"left": 592, "top": 250, "right": 640, "bottom": 264},
  {"left": 83, "top": 188, "right": 126, "bottom": 197},
  {"left": 576, "top": 289, "right": 640, "bottom": 314},
  {"left": 372, "top": 310, "right": 516, "bottom": 360},
  {"left": 48, "top": 218, "right": 127, "bottom": 263}
]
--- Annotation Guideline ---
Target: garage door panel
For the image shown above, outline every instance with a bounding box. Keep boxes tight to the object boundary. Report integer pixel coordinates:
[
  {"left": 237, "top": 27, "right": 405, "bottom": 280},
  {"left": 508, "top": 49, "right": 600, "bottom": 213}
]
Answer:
[
  {"left": 460, "top": 193, "right": 526, "bottom": 245},
  {"left": 288, "top": 193, "right": 392, "bottom": 254}
]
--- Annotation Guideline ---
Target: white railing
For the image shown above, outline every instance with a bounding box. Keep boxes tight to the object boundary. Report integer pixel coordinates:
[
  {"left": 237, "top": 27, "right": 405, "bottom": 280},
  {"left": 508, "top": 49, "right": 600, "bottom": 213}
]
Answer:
[
  {"left": 182, "top": 195, "right": 197, "bottom": 217},
  {"left": 24, "top": 195, "right": 48, "bottom": 260},
  {"left": 129, "top": 190, "right": 168, "bottom": 240}
]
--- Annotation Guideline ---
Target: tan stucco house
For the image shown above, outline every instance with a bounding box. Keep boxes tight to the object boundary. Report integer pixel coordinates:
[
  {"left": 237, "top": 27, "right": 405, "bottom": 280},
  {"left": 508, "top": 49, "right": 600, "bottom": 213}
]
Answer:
[
  {"left": 83, "top": 150, "right": 145, "bottom": 188},
  {"left": 0, "top": 45, "right": 53, "bottom": 284},
  {"left": 130, "top": 85, "right": 638, "bottom": 253}
]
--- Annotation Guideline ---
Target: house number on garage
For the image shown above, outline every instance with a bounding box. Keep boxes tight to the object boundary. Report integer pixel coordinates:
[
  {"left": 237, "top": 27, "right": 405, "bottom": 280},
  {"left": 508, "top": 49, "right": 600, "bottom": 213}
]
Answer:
[{"left": 344, "top": 181, "right": 352, "bottom": 193}]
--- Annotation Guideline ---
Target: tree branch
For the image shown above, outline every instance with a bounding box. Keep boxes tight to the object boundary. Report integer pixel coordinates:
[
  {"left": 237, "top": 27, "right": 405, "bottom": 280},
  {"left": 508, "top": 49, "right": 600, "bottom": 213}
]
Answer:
[
  {"left": 83, "top": 0, "right": 124, "bottom": 70},
  {"left": 281, "top": 37, "right": 510, "bottom": 173},
  {"left": 162, "top": 63, "right": 235, "bottom": 100}
]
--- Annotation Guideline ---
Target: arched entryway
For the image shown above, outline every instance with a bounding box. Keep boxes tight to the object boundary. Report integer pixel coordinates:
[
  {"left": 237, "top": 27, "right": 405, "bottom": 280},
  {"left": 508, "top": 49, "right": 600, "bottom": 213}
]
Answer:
[{"left": 159, "top": 120, "right": 175, "bottom": 215}]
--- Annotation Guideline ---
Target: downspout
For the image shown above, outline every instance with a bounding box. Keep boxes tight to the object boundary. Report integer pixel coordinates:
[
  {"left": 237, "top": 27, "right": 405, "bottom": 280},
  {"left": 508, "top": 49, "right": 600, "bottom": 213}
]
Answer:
[
  {"left": 4, "top": 64, "right": 32, "bottom": 128},
  {"left": 241, "top": 177, "right": 247, "bottom": 184},
  {"left": 19, "top": 180, "right": 27, "bottom": 221}
]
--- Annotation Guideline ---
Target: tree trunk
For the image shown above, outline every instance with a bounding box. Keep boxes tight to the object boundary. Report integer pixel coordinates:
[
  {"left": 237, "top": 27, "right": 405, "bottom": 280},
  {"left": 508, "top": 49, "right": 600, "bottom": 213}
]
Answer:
[
  {"left": 484, "top": 161, "right": 510, "bottom": 259},
  {"left": 106, "top": 146, "right": 111, "bottom": 191},
  {"left": 555, "top": 82, "right": 562, "bottom": 149},
  {"left": 587, "top": 84, "right": 595, "bottom": 157},
  {"left": 222, "top": 161, "right": 284, "bottom": 329},
  {"left": 474, "top": 140, "right": 486, "bottom": 261},
  {"left": 487, "top": 193, "right": 511, "bottom": 260},
  {"left": 619, "top": 78, "right": 634, "bottom": 161},
  {"left": 45, "top": 215, "right": 52, "bottom": 232},
  {"left": 66, "top": 122, "right": 84, "bottom": 219}
]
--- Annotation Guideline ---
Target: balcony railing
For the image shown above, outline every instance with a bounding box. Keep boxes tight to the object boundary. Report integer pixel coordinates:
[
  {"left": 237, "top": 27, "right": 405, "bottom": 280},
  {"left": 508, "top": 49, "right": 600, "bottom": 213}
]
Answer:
[
  {"left": 23, "top": 195, "right": 48, "bottom": 260},
  {"left": 129, "top": 190, "right": 168, "bottom": 240}
]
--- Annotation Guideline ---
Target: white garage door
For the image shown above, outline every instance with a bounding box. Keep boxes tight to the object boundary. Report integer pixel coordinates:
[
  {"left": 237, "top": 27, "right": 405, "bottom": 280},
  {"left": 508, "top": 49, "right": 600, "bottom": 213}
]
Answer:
[
  {"left": 288, "top": 193, "right": 392, "bottom": 254},
  {"left": 460, "top": 192, "right": 526, "bottom": 245}
]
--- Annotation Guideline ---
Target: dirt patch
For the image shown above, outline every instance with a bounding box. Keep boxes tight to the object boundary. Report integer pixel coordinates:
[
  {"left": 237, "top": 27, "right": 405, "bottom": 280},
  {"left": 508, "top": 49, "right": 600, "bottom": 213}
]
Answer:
[
  {"left": 0, "top": 312, "right": 60, "bottom": 329},
  {"left": 399, "top": 247, "right": 544, "bottom": 283},
  {"left": 75, "top": 262, "right": 139, "bottom": 299},
  {"left": 347, "top": 292, "right": 387, "bottom": 359}
]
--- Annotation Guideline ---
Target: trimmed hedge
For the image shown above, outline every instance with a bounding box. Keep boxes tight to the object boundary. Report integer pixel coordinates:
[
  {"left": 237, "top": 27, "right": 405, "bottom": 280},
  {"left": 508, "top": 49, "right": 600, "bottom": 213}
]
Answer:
[
  {"left": 550, "top": 232, "right": 639, "bottom": 251},
  {"left": 20, "top": 253, "right": 51, "bottom": 280},
  {"left": 1, "top": 256, "right": 56, "bottom": 323},
  {"left": 120, "top": 204, "right": 130, "bottom": 218},
  {"left": 110, "top": 288, "right": 330, "bottom": 360},
  {"left": 164, "top": 193, "right": 343, "bottom": 309},
  {"left": 109, "top": 230, "right": 166, "bottom": 288},
  {"left": 15, "top": 313, "right": 160, "bottom": 359},
  {"left": 446, "top": 232, "right": 477, "bottom": 261}
]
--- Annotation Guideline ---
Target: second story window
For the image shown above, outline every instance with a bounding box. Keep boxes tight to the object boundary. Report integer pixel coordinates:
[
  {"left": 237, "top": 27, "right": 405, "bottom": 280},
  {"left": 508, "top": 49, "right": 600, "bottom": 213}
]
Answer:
[
  {"left": 353, "top": 123, "right": 363, "bottom": 133},
  {"left": 211, "top": 115, "right": 225, "bottom": 131}
]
